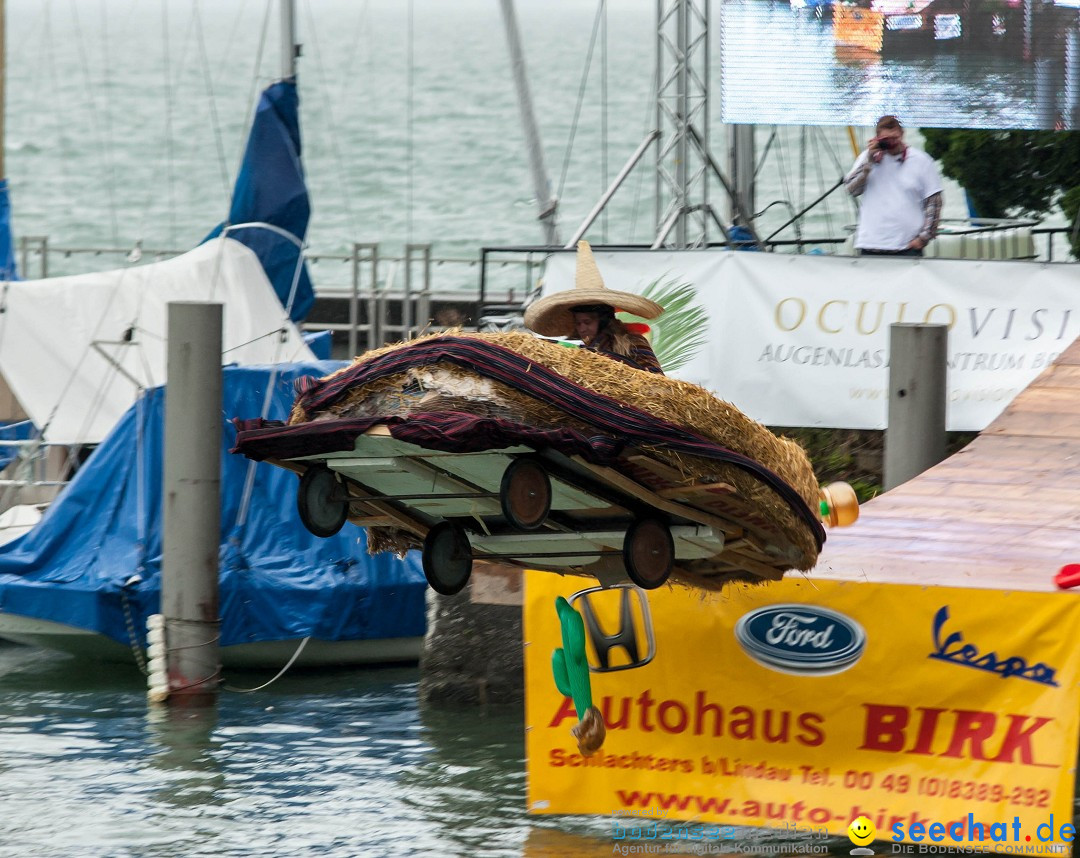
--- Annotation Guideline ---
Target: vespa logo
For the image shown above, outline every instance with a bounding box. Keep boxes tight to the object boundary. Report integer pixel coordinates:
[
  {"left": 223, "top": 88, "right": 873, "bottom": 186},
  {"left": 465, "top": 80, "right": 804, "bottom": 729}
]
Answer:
[
  {"left": 568, "top": 584, "right": 656, "bottom": 673},
  {"left": 735, "top": 604, "right": 866, "bottom": 675}
]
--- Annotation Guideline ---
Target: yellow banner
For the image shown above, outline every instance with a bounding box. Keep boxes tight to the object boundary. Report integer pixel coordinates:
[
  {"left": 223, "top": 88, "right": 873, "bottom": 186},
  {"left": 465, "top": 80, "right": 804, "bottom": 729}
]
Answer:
[{"left": 525, "top": 573, "right": 1080, "bottom": 852}]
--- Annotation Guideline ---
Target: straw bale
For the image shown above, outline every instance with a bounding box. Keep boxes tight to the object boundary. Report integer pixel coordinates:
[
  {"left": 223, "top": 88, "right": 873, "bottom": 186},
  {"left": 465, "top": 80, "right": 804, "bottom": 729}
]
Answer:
[{"left": 293, "top": 331, "right": 823, "bottom": 574}]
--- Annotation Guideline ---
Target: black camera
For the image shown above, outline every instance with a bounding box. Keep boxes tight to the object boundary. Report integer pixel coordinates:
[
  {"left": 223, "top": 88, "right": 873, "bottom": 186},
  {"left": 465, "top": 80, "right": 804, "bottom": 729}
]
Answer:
[{"left": 875, "top": 137, "right": 894, "bottom": 151}]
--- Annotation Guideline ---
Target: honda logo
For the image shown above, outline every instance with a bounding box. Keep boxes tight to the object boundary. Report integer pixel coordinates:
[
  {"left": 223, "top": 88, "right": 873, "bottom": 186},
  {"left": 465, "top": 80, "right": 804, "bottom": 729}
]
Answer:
[{"left": 568, "top": 584, "right": 655, "bottom": 672}]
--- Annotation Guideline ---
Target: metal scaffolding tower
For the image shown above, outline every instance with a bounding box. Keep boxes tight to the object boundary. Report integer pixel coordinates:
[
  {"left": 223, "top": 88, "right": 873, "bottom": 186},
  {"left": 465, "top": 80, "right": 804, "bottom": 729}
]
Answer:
[
  {"left": 652, "top": 0, "right": 760, "bottom": 250},
  {"left": 502, "top": 0, "right": 760, "bottom": 250},
  {"left": 654, "top": 0, "right": 711, "bottom": 249}
]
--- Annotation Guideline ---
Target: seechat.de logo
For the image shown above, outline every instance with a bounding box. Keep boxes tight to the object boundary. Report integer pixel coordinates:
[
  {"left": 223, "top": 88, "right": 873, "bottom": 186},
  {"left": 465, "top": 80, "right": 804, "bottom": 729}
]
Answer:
[{"left": 734, "top": 604, "right": 866, "bottom": 675}]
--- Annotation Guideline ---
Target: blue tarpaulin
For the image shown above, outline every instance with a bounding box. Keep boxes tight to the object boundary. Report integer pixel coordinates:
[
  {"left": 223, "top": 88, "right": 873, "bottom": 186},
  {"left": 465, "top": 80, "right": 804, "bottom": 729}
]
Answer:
[
  {"left": 0, "top": 421, "right": 34, "bottom": 472},
  {"left": 0, "top": 363, "right": 426, "bottom": 648},
  {"left": 0, "top": 178, "right": 18, "bottom": 280},
  {"left": 203, "top": 79, "right": 314, "bottom": 321},
  {"left": 303, "top": 329, "right": 333, "bottom": 360}
]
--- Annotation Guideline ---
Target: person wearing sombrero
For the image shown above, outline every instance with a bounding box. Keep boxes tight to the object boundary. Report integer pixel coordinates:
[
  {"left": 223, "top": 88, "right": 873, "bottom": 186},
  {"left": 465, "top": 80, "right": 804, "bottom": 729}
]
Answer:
[{"left": 524, "top": 241, "right": 665, "bottom": 375}]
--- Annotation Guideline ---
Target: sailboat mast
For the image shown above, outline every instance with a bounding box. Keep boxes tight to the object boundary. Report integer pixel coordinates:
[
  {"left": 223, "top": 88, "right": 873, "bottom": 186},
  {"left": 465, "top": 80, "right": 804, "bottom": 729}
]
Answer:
[
  {"left": 281, "top": 0, "right": 297, "bottom": 79},
  {"left": 499, "top": 0, "right": 560, "bottom": 246}
]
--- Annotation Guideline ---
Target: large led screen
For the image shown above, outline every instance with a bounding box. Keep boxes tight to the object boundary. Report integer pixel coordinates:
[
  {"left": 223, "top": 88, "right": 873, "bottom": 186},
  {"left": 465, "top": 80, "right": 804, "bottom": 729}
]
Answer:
[{"left": 719, "top": 0, "right": 1080, "bottom": 129}]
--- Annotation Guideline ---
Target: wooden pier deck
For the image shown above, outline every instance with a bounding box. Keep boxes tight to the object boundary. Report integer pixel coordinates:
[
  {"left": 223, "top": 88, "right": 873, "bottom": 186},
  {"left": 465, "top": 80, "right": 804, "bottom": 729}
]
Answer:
[{"left": 814, "top": 336, "right": 1080, "bottom": 593}]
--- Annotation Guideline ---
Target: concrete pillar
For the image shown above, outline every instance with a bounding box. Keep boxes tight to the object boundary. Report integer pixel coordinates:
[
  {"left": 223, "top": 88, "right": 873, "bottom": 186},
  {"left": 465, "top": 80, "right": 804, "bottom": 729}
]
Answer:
[
  {"left": 885, "top": 323, "right": 948, "bottom": 491},
  {"left": 418, "top": 564, "right": 524, "bottom": 708},
  {"left": 160, "top": 302, "right": 222, "bottom": 705}
]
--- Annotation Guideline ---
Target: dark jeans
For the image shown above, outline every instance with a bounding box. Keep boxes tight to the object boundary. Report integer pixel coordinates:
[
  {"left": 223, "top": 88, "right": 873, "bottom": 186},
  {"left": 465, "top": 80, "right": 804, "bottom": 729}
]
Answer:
[{"left": 858, "top": 248, "right": 924, "bottom": 257}]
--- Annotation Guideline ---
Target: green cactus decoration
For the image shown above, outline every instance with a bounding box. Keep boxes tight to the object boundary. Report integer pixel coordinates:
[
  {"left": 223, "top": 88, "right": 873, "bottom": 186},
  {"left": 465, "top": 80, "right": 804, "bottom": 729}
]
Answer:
[
  {"left": 551, "top": 596, "right": 607, "bottom": 756},
  {"left": 551, "top": 596, "right": 592, "bottom": 719}
]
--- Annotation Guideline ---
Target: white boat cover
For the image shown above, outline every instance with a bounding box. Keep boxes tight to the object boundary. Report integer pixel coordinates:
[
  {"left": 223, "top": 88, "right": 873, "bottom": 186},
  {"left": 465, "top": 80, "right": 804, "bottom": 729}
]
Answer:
[{"left": 0, "top": 236, "right": 314, "bottom": 444}]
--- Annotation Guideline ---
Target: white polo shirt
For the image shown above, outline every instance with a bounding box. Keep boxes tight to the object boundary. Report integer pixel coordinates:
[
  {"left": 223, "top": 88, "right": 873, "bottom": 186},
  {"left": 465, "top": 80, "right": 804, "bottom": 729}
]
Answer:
[{"left": 848, "top": 147, "right": 943, "bottom": 251}]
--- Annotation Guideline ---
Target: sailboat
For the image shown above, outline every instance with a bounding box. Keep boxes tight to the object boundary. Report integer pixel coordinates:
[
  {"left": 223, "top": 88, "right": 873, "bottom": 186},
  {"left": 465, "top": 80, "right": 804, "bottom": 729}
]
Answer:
[
  {"left": 0, "top": 1, "right": 427, "bottom": 668},
  {"left": 0, "top": 362, "right": 426, "bottom": 668}
]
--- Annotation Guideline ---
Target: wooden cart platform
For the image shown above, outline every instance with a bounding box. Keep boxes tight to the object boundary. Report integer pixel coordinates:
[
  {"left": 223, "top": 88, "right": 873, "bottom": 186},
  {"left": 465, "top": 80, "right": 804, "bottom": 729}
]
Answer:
[{"left": 254, "top": 423, "right": 848, "bottom": 595}]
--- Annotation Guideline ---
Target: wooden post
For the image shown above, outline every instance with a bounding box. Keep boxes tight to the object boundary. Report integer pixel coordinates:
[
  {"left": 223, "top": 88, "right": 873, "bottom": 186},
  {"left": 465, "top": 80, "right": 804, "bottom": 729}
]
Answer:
[
  {"left": 159, "top": 302, "right": 222, "bottom": 705},
  {"left": 885, "top": 323, "right": 948, "bottom": 491}
]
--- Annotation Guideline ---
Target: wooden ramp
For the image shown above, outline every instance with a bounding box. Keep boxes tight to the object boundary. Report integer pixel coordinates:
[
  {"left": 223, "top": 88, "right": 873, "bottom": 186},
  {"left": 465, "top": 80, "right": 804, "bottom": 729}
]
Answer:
[{"left": 814, "top": 338, "right": 1080, "bottom": 593}]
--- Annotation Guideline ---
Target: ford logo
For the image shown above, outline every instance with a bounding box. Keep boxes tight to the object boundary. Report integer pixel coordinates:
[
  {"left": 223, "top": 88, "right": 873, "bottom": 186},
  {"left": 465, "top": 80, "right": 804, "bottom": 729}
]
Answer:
[{"left": 734, "top": 604, "right": 866, "bottom": 675}]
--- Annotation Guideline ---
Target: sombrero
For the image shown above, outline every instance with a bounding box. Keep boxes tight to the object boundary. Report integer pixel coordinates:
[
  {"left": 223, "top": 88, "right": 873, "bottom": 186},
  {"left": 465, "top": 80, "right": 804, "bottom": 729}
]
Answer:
[{"left": 524, "top": 240, "right": 663, "bottom": 337}]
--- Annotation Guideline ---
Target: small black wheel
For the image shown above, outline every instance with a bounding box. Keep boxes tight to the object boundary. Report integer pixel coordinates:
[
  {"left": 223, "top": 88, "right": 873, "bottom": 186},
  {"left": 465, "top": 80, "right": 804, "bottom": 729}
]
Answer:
[
  {"left": 500, "top": 458, "right": 552, "bottom": 531},
  {"left": 623, "top": 518, "right": 674, "bottom": 590},
  {"left": 422, "top": 522, "right": 474, "bottom": 595},
  {"left": 297, "top": 465, "right": 348, "bottom": 538}
]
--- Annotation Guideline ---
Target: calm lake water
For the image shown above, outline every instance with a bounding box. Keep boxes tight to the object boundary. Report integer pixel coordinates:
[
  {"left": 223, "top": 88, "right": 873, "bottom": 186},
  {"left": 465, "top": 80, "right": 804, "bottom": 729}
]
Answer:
[
  {"left": 0, "top": 645, "right": 564, "bottom": 858},
  {"left": 0, "top": 643, "right": 860, "bottom": 858}
]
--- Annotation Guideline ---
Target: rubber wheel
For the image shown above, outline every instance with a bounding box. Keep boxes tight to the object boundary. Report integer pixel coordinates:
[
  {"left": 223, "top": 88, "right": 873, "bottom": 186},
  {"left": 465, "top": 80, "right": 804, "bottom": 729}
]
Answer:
[
  {"left": 500, "top": 458, "right": 552, "bottom": 531},
  {"left": 422, "top": 522, "right": 474, "bottom": 596},
  {"left": 297, "top": 465, "right": 348, "bottom": 538},
  {"left": 623, "top": 518, "right": 674, "bottom": 590}
]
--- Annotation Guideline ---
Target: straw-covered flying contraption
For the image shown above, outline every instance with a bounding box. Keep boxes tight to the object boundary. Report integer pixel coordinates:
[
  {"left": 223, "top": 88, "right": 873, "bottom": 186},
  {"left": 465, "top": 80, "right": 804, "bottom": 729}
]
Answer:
[{"left": 232, "top": 243, "right": 857, "bottom": 596}]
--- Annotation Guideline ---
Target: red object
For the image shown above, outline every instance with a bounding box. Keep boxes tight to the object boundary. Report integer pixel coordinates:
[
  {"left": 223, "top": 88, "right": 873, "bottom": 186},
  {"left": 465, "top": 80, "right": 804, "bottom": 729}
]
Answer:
[
  {"left": 624, "top": 322, "right": 651, "bottom": 335},
  {"left": 1054, "top": 564, "right": 1080, "bottom": 589}
]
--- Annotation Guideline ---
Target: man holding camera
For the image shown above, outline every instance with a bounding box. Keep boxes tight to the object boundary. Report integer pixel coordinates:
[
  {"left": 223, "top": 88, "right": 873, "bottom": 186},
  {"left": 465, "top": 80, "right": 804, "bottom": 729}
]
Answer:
[{"left": 845, "top": 115, "right": 943, "bottom": 256}]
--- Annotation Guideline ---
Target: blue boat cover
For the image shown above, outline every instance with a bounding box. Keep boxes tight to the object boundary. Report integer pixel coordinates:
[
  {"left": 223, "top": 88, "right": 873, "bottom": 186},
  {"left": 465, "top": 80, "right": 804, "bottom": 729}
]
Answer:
[
  {"left": 203, "top": 79, "right": 314, "bottom": 321},
  {"left": 302, "top": 329, "right": 333, "bottom": 360},
  {"left": 0, "top": 363, "right": 426, "bottom": 649},
  {"left": 0, "top": 421, "right": 33, "bottom": 472},
  {"left": 0, "top": 178, "right": 18, "bottom": 280}
]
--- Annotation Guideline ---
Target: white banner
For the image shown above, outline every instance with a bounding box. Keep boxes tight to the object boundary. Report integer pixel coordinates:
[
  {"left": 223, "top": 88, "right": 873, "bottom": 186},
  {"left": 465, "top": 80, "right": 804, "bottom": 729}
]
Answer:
[{"left": 542, "top": 251, "right": 1080, "bottom": 431}]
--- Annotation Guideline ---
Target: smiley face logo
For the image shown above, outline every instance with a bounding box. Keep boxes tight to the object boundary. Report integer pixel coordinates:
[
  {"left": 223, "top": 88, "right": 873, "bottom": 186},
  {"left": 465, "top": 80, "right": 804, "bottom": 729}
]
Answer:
[{"left": 848, "top": 815, "right": 876, "bottom": 847}]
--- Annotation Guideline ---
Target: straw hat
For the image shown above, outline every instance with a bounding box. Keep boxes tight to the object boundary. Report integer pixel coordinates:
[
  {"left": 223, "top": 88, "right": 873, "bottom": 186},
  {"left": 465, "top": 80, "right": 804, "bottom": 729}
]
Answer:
[{"left": 524, "top": 241, "right": 663, "bottom": 337}]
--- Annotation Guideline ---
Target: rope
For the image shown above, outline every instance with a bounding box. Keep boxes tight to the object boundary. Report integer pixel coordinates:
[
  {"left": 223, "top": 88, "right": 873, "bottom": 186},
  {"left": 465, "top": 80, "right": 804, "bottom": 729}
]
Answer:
[
  {"left": 406, "top": 0, "right": 415, "bottom": 249},
  {"left": 244, "top": 0, "right": 272, "bottom": 124},
  {"left": 627, "top": 56, "right": 658, "bottom": 243},
  {"left": 557, "top": 0, "right": 605, "bottom": 204},
  {"left": 167, "top": 669, "right": 224, "bottom": 695},
  {"left": 166, "top": 632, "right": 221, "bottom": 651},
  {"left": 278, "top": 239, "right": 307, "bottom": 325},
  {"left": 336, "top": 0, "right": 372, "bottom": 110},
  {"left": 818, "top": 126, "right": 861, "bottom": 235},
  {"left": 193, "top": 1, "right": 234, "bottom": 205},
  {"left": 223, "top": 637, "right": 311, "bottom": 693},
  {"left": 120, "top": 586, "right": 149, "bottom": 676},
  {"left": 69, "top": 1, "right": 120, "bottom": 247},
  {"left": 231, "top": 0, "right": 272, "bottom": 203},
  {"left": 233, "top": 230, "right": 312, "bottom": 530},
  {"left": 800, "top": 126, "right": 810, "bottom": 243},
  {"left": 215, "top": 0, "right": 255, "bottom": 88},
  {"left": 161, "top": 4, "right": 177, "bottom": 247},
  {"left": 234, "top": 459, "right": 260, "bottom": 530},
  {"left": 41, "top": 7, "right": 76, "bottom": 219},
  {"left": 30, "top": 233, "right": 291, "bottom": 456},
  {"left": 63, "top": 338, "right": 145, "bottom": 449},
  {"left": 231, "top": 241, "right": 309, "bottom": 529},
  {"left": 769, "top": 125, "right": 798, "bottom": 242},
  {"left": 211, "top": 221, "right": 306, "bottom": 357},
  {"left": 88, "top": 3, "right": 194, "bottom": 359},
  {"left": 817, "top": 125, "right": 852, "bottom": 182},
  {"left": 810, "top": 129, "right": 834, "bottom": 242},
  {"left": 219, "top": 329, "right": 288, "bottom": 356},
  {"left": 302, "top": 0, "right": 363, "bottom": 241},
  {"left": 134, "top": 394, "right": 148, "bottom": 585},
  {"left": 600, "top": 0, "right": 608, "bottom": 243}
]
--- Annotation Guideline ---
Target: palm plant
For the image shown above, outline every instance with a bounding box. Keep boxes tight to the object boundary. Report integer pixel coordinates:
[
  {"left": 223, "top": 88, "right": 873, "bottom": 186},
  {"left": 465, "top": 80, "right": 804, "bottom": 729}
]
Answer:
[{"left": 619, "top": 277, "right": 708, "bottom": 373}]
